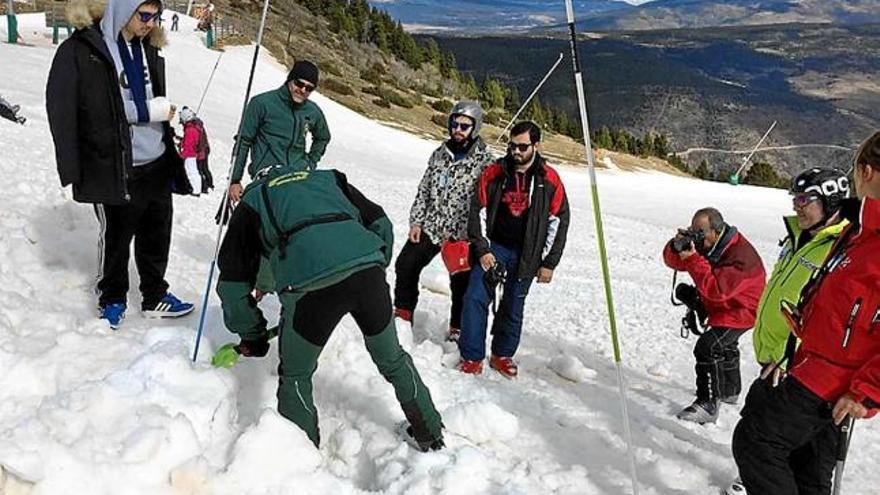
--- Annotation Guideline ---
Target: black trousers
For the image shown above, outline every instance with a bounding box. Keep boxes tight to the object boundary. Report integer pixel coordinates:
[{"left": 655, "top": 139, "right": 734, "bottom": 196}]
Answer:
[
  {"left": 677, "top": 284, "right": 743, "bottom": 401},
  {"left": 694, "top": 327, "right": 743, "bottom": 401},
  {"left": 94, "top": 160, "right": 172, "bottom": 309},
  {"left": 290, "top": 266, "right": 393, "bottom": 346},
  {"left": 733, "top": 377, "right": 839, "bottom": 495},
  {"left": 393, "top": 235, "right": 470, "bottom": 329}
]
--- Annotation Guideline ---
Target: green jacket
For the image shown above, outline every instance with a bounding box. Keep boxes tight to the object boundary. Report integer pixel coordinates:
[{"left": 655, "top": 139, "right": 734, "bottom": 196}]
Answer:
[
  {"left": 216, "top": 168, "right": 393, "bottom": 339},
  {"left": 231, "top": 86, "right": 331, "bottom": 183},
  {"left": 752, "top": 216, "right": 848, "bottom": 364}
]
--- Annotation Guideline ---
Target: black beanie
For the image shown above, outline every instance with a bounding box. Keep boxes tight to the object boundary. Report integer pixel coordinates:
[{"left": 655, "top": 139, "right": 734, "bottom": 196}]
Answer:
[{"left": 287, "top": 60, "right": 319, "bottom": 86}]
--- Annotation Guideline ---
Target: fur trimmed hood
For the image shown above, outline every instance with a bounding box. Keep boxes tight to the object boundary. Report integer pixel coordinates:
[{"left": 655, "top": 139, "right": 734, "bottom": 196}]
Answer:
[{"left": 66, "top": 0, "right": 167, "bottom": 48}]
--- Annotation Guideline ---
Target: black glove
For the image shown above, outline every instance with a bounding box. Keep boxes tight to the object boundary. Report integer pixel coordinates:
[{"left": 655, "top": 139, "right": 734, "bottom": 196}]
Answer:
[{"left": 236, "top": 334, "right": 270, "bottom": 357}]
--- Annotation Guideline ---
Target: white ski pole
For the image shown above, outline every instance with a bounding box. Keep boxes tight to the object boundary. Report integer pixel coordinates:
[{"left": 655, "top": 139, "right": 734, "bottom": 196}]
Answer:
[
  {"left": 733, "top": 120, "right": 777, "bottom": 180},
  {"left": 494, "top": 53, "right": 564, "bottom": 144},
  {"left": 192, "top": 0, "right": 271, "bottom": 362},
  {"left": 563, "top": 2, "right": 640, "bottom": 493},
  {"left": 196, "top": 51, "right": 224, "bottom": 115}
]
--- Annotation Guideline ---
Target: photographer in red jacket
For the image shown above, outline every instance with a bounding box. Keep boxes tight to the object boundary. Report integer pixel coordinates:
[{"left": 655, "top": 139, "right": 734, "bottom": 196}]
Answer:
[
  {"left": 663, "top": 208, "right": 766, "bottom": 423},
  {"left": 733, "top": 131, "right": 880, "bottom": 495}
]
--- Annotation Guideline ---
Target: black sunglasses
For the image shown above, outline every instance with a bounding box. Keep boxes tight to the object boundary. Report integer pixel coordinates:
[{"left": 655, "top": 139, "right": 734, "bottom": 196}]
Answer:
[
  {"left": 136, "top": 10, "right": 162, "bottom": 23},
  {"left": 293, "top": 79, "right": 316, "bottom": 92},
  {"left": 450, "top": 121, "right": 472, "bottom": 131},
  {"left": 507, "top": 142, "right": 533, "bottom": 153}
]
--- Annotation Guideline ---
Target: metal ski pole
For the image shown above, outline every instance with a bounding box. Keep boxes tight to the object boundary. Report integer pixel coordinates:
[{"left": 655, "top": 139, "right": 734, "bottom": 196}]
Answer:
[
  {"left": 196, "top": 51, "right": 224, "bottom": 115},
  {"left": 192, "top": 0, "right": 272, "bottom": 363},
  {"left": 831, "top": 399, "right": 879, "bottom": 495},
  {"left": 563, "top": 2, "right": 639, "bottom": 493},
  {"left": 730, "top": 120, "right": 777, "bottom": 184},
  {"left": 494, "top": 53, "right": 564, "bottom": 144},
  {"left": 832, "top": 415, "right": 855, "bottom": 495}
]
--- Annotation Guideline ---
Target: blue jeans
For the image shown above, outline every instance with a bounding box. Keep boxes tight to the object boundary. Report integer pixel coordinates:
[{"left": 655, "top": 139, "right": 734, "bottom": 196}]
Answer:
[{"left": 459, "top": 243, "right": 533, "bottom": 361}]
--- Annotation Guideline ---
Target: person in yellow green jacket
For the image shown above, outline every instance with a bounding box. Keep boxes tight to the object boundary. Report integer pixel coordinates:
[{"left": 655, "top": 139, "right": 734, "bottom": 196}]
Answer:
[
  {"left": 752, "top": 167, "right": 851, "bottom": 368},
  {"left": 724, "top": 166, "right": 850, "bottom": 495}
]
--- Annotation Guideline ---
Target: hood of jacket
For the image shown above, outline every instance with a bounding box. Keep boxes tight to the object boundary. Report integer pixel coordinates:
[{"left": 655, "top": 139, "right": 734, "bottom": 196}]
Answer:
[{"left": 67, "top": 0, "right": 166, "bottom": 48}]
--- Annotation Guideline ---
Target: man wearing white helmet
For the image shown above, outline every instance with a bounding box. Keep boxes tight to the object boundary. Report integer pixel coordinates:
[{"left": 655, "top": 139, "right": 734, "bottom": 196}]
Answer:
[{"left": 393, "top": 100, "right": 495, "bottom": 341}]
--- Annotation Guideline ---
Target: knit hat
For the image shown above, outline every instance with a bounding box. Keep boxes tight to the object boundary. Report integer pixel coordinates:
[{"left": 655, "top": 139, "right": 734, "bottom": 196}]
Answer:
[{"left": 286, "top": 60, "right": 319, "bottom": 87}]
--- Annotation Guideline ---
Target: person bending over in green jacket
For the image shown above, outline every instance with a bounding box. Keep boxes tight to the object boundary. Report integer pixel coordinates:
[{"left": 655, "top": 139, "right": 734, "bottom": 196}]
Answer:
[
  {"left": 216, "top": 167, "right": 443, "bottom": 451},
  {"left": 227, "top": 60, "right": 331, "bottom": 203}
]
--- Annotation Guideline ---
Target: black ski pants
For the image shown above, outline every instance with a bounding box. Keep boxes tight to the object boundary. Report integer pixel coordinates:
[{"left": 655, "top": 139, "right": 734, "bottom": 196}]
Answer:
[
  {"left": 733, "top": 377, "right": 839, "bottom": 495},
  {"left": 694, "top": 327, "right": 744, "bottom": 401},
  {"left": 677, "top": 284, "right": 744, "bottom": 401},
  {"left": 393, "top": 234, "right": 470, "bottom": 329},
  {"left": 94, "top": 159, "right": 172, "bottom": 309}
]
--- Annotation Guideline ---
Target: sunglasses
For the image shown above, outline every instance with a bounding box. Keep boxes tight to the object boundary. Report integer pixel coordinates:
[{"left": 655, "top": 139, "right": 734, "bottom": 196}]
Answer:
[
  {"left": 450, "top": 121, "right": 472, "bottom": 132},
  {"left": 293, "top": 79, "right": 316, "bottom": 92},
  {"left": 792, "top": 193, "right": 821, "bottom": 208},
  {"left": 136, "top": 10, "right": 162, "bottom": 23},
  {"left": 507, "top": 142, "right": 533, "bottom": 153}
]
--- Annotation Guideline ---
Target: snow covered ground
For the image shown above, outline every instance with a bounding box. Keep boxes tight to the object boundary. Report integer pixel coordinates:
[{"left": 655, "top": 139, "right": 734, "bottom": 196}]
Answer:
[{"left": 1, "top": 12, "right": 878, "bottom": 494}]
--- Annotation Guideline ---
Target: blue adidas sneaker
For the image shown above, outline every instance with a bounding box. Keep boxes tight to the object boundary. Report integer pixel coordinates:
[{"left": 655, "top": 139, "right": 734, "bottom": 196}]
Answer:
[
  {"left": 100, "top": 303, "right": 127, "bottom": 329},
  {"left": 142, "top": 292, "right": 195, "bottom": 318}
]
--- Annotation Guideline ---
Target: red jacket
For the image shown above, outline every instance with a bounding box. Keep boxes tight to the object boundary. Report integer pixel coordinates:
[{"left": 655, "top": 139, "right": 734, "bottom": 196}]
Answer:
[
  {"left": 663, "top": 228, "right": 766, "bottom": 330},
  {"left": 179, "top": 120, "right": 209, "bottom": 160},
  {"left": 789, "top": 198, "right": 880, "bottom": 414}
]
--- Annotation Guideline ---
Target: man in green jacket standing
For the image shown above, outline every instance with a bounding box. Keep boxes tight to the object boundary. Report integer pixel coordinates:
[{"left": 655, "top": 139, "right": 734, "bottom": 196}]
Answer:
[
  {"left": 217, "top": 167, "right": 444, "bottom": 452},
  {"left": 227, "top": 60, "right": 331, "bottom": 203},
  {"left": 725, "top": 167, "right": 849, "bottom": 495}
]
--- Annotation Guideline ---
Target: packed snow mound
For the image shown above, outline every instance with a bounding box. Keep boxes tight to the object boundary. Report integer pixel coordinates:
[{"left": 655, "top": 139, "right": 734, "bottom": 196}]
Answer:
[
  {"left": 444, "top": 401, "right": 520, "bottom": 444},
  {"left": 550, "top": 354, "right": 598, "bottom": 383},
  {"left": 211, "top": 409, "right": 324, "bottom": 492}
]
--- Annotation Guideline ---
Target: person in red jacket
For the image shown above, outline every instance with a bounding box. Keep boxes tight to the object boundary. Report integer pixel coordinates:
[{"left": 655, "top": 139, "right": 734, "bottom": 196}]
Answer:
[
  {"left": 177, "top": 106, "right": 213, "bottom": 196},
  {"left": 663, "top": 207, "right": 766, "bottom": 423},
  {"left": 733, "top": 131, "right": 880, "bottom": 495}
]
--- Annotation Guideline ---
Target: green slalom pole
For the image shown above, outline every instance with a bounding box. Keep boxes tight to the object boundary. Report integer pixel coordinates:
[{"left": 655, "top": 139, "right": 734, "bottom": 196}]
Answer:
[
  {"left": 563, "top": 1, "right": 639, "bottom": 493},
  {"left": 7, "top": 0, "right": 18, "bottom": 44}
]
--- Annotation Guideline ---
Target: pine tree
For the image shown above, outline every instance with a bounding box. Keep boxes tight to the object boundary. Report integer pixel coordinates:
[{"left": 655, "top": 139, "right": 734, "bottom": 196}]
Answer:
[
  {"left": 460, "top": 74, "right": 480, "bottom": 99},
  {"left": 527, "top": 96, "right": 547, "bottom": 126},
  {"left": 595, "top": 126, "right": 613, "bottom": 149},
  {"left": 695, "top": 160, "right": 711, "bottom": 180},
  {"left": 421, "top": 38, "right": 442, "bottom": 67},
  {"left": 743, "top": 162, "right": 786, "bottom": 188},
  {"left": 481, "top": 78, "right": 506, "bottom": 110},
  {"left": 503, "top": 85, "right": 521, "bottom": 113},
  {"left": 440, "top": 52, "right": 457, "bottom": 78}
]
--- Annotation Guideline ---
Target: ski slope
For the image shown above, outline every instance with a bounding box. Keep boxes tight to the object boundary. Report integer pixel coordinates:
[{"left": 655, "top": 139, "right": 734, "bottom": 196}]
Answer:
[{"left": 1, "top": 13, "right": 878, "bottom": 494}]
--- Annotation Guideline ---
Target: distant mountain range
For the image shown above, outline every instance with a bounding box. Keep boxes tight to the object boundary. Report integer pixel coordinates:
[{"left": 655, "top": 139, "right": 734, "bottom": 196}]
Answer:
[
  {"left": 430, "top": 22, "right": 880, "bottom": 176},
  {"left": 366, "top": 0, "right": 635, "bottom": 33},
  {"left": 368, "top": 0, "right": 880, "bottom": 33},
  {"left": 573, "top": 0, "right": 880, "bottom": 31}
]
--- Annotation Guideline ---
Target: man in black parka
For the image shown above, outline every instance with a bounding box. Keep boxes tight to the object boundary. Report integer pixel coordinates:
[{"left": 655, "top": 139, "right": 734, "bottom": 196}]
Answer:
[{"left": 46, "top": 0, "right": 194, "bottom": 329}]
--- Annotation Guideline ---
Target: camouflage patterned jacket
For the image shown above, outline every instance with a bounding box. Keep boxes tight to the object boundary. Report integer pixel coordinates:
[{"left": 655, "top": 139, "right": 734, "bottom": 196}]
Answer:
[{"left": 408, "top": 137, "right": 494, "bottom": 242}]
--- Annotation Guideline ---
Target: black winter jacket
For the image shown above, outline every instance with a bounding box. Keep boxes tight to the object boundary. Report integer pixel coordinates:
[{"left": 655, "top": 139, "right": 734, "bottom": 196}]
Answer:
[
  {"left": 468, "top": 154, "right": 570, "bottom": 279},
  {"left": 46, "top": 24, "right": 183, "bottom": 204}
]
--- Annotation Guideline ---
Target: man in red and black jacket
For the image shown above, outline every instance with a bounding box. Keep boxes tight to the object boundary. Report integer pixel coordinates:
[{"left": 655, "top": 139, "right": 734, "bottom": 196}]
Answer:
[
  {"left": 733, "top": 132, "right": 880, "bottom": 495},
  {"left": 663, "top": 208, "right": 766, "bottom": 423},
  {"left": 458, "top": 121, "right": 569, "bottom": 378}
]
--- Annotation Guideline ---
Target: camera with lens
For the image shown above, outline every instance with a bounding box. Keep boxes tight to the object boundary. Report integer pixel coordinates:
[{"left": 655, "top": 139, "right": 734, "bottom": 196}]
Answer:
[{"left": 671, "top": 228, "right": 705, "bottom": 254}]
